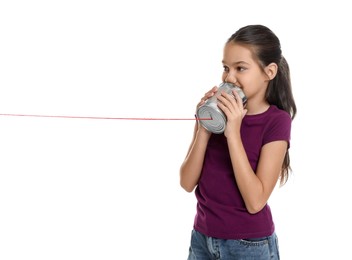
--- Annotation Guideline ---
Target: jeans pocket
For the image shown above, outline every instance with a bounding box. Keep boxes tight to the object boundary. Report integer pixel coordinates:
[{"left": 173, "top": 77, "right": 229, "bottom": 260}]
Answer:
[{"left": 239, "top": 237, "right": 269, "bottom": 247}]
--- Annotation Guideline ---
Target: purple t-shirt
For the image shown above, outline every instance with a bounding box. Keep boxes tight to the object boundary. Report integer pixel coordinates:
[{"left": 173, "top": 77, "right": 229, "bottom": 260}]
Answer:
[{"left": 194, "top": 105, "right": 291, "bottom": 239}]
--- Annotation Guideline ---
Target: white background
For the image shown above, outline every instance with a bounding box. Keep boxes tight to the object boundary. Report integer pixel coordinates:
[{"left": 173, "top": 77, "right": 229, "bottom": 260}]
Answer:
[{"left": 1, "top": 0, "right": 351, "bottom": 259}]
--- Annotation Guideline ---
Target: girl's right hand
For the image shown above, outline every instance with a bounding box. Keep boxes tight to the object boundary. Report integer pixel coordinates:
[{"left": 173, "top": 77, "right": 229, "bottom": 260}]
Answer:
[{"left": 196, "top": 86, "right": 218, "bottom": 110}]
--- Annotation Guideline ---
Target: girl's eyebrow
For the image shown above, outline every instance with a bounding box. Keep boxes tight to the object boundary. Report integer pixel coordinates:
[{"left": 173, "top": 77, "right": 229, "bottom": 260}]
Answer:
[{"left": 222, "top": 60, "right": 250, "bottom": 66}]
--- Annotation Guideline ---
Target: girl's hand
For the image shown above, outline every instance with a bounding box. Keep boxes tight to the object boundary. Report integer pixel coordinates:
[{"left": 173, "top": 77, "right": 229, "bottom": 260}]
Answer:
[
  {"left": 217, "top": 89, "right": 247, "bottom": 138},
  {"left": 196, "top": 86, "right": 218, "bottom": 110}
]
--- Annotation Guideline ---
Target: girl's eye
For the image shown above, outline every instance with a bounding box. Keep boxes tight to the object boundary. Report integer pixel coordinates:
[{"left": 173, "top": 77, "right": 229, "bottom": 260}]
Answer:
[
  {"left": 223, "top": 66, "right": 229, "bottom": 72},
  {"left": 237, "top": 66, "right": 246, "bottom": 72}
]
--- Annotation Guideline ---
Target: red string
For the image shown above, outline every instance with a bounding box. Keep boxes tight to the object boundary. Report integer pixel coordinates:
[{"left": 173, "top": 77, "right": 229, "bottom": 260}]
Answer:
[{"left": 0, "top": 113, "right": 212, "bottom": 121}]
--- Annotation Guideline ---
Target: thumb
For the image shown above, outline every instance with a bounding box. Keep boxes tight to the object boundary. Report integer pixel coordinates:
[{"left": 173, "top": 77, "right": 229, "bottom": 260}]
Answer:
[{"left": 242, "top": 109, "right": 248, "bottom": 118}]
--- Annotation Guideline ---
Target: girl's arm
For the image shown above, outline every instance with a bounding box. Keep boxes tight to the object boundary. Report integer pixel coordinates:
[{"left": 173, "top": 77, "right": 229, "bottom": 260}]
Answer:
[
  {"left": 218, "top": 90, "right": 287, "bottom": 214},
  {"left": 179, "top": 125, "right": 210, "bottom": 192},
  {"left": 179, "top": 86, "right": 217, "bottom": 192},
  {"left": 227, "top": 136, "right": 287, "bottom": 214}
]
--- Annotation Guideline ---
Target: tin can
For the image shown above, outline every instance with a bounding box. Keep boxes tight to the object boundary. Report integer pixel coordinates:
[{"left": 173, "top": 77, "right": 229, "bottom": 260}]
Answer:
[{"left": 196, "top": 82, "right": 247, "bottom": 134}]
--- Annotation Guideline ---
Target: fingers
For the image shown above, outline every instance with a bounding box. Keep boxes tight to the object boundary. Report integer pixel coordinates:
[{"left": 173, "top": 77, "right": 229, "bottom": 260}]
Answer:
[
  {"left": 197, "top": 86, "right": 218, "bottom": 108},
  {"left": 216, "top": 90, "right": 244, "bottom": 115},
  {"left": 232, "top": 90, "right": 244, "bottom": 108},
  {"left": 217, "top": 91, "right": 241, "bottom": 107},
  {"left": 204, "top": 86, "right": 218, "bottom": 100}
]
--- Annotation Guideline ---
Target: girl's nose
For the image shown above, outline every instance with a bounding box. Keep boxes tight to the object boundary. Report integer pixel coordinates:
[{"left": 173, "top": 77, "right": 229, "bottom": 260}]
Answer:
[{"left": 224, "top": 72, "right": 237, "bottom": 84}]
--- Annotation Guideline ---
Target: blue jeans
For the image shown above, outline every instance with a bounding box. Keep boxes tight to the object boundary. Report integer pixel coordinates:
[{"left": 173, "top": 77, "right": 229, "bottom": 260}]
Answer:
[{"left": 187, "top": 230, "right": 280, "bottom": 260}]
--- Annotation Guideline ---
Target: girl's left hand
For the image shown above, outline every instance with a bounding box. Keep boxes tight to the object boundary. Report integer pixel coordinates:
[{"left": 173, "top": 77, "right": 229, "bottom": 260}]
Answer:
[{"left": 217, "top": 90, "right": 247, "bottom": 138}]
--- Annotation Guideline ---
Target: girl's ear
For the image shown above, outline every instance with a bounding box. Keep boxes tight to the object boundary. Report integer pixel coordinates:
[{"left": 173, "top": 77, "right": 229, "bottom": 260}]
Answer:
[{"left": 265, "top": 62, "right": 278, "bottom": 80}]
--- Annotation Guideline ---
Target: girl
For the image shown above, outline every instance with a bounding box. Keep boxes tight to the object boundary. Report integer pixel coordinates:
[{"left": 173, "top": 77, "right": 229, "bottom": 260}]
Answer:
[{"left": 180, "top": 25, "right": 297, "bottom": 259}]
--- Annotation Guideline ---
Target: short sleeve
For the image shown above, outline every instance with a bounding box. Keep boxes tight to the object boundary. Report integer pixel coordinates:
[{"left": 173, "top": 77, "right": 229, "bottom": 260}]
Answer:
[{"left": 263, "top": 110, "right": 292, "bottom": 148}]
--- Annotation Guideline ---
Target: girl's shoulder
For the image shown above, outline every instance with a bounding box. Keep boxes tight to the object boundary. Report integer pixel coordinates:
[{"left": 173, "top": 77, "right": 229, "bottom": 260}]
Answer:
[
  {"left": 267, "top": 105, "right": 291, "bottom": 122},
  {"left": 244, "top": 105, "right": 291, "bottom": 123}
]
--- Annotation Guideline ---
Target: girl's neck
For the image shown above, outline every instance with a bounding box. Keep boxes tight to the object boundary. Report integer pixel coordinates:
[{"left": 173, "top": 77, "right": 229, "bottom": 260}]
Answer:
[{"left": 245, "top": 101, "right": 270, "bottom": 115}]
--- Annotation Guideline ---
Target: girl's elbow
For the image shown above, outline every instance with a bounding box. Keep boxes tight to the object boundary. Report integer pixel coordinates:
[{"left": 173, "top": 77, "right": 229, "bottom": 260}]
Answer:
[
  {"left": 246, "top": 202, "right": 266, "bottom": 214},
  {"left": 180, "top": 181, "right": 196, "bottom": 193},
  {"left": 247, "top": 207, "right": 261, "bottom": 215},
  {"left": 179, "top": 167, "right": 197, "bottom": 192}
]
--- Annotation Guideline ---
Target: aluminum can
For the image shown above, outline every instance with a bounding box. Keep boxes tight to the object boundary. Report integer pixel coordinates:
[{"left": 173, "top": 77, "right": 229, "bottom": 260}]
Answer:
[{"left": 196, "top": 82, "right": 247, "bottom": 134}]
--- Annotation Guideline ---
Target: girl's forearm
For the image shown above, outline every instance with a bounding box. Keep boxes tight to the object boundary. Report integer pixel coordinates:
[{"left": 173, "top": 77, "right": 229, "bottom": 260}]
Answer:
[
  {"left": 180, "top": 130, "right": 210, "bottom": 192},
  {"left": 227, "top": 136, "right": 264, "bottom": 213}
]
